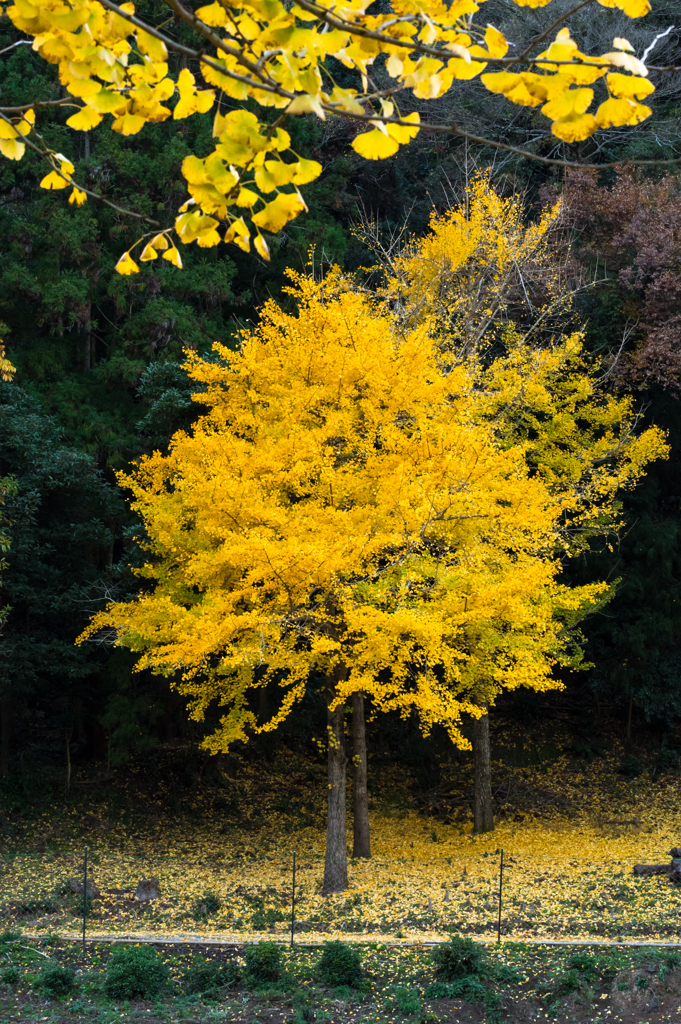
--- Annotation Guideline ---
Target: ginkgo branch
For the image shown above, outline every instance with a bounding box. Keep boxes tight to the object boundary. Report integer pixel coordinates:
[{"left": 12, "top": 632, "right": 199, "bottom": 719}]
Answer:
[{"left": 0, "top": 113, "right": 162, "bottom": 225}]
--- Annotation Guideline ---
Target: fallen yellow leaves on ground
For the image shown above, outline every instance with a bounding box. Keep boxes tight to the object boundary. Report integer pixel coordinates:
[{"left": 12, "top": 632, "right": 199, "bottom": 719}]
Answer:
[{"left": 3, "top": 748, "right": 680, "bottom": 945}]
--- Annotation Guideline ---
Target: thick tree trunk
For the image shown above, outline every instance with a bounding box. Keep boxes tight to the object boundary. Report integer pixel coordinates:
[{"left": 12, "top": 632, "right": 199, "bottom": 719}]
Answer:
[
  {"left": 0, "top": 694, "right": 11, "bottom": 778},
  {"left": 351, "top": 691, "right": 371, "bottom": 859},
  {"left": 473, "top": 707, "right": 494, "bottom": 834},
  {"left": 322, "top": 667, "right": 348, "bottom": 895}
]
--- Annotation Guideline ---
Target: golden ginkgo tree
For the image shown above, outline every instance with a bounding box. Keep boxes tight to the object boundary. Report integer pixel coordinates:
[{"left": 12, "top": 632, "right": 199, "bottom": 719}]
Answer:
[
  {"left": 78, "top": 264, "right": 666, "bottom": 890},
  {"left": 0, "top": 0, "right": 673, "bottom": 270}
]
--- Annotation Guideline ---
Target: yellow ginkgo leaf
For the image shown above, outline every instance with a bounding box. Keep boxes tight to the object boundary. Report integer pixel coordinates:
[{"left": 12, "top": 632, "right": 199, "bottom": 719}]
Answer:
[
  {"left": 254, "top": 233, "right": 270, "bottom": 260},
  {"left": 196, "top": 90, "right": 215, "bottom": 114},
  {"left": 598, "top": 0, "right": 650, "bottom": 16},
  {"left": 90, "top": 89, "right": 127, "bottom": 114},
  {"left": 291, "top": 158, "right": 323, "bottom": 186},
  {"left": 162, "top": 245, "right": 183, "bottom": 268},
  {"left": 224, "top": 217, "right": 249, "bottom": 244},
  {"left": 68, "top": 187, "right": 87, "bottom": 206},
  {"left": 66, "top": 106, "right": 104, "bottom": 131},
  {"left": 150, "top": 233, "right": 170, "bottom": 250},
  {"left": 136, "top": 28, "right": 168, "bottom": 63},
  {"left": 196, "top": 225, "right": 222, "bottom": 248},
  {"left": 596, "top": 97, "right": 651, "bottom": 127},
  {"left": 0, "top": 118, "right": 21, "bottom": 140},
  {"left": 484, "top": 25, "right": 508, "bottom": 58},
  {"left": 607, "top": 72, "right": 654, "bottom": 100},
  {"left": 115, "top": 251, "right": 140, "bottom": 275},
  {"left": 613, "top": 37, "right": 635, "bottom": 51},
  {"left": 40, "top": 169, "right": 69, "bottom": 189},
  {"left": 482, "top": 72, "right": 544, "bottom": 107},
  {"left": 112, "top": 112, "right": 146, "bottom": 135},
  {"left": 351, "top": 128, "right": 399, "bottom": 160},
  {"left": 386, "top": 112, "right": 421, "bottom": 144},
  {"left": 195, "top": 1, "right": 229, "bottom": 25},
  {"left": 15, "top": 109, "right": 35, "bottom": 136},
  {"left": 542, "top": 87, "right": 593, "bottom": 120},
  {"left": 0, "top": 137, "right": 25, "bottom": 160},
  {"left": 252, "top": 191, "right": 305, "bottom": 233},
  {"left": 601, "top": 50, "right": 648, "bottom": 75},
  {"left": 236, "top": 188, "right": 259, "bottom": 208},
  {"left": 550, "top": 111, "right": 598, "bottom": 142},
  {"left": 140, "top": 242, "right": 159, "bottom": 261}
]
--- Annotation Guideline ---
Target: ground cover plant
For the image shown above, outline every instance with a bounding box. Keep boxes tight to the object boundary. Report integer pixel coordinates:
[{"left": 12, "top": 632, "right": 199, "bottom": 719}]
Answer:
[{"left": 1, "top": 934, "right": 681, "bottom": 1023}]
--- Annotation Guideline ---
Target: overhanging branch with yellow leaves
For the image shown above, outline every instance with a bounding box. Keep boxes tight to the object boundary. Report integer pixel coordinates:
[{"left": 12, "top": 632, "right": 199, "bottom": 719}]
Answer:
[{"left": 1, "top": 0, "right": 677, "bottom": 272}]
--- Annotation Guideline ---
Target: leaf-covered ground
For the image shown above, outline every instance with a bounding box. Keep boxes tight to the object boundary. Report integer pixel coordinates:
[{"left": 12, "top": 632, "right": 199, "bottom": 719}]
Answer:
[{"left": 1, "top": 746, "right": 681, "bottom": 945}]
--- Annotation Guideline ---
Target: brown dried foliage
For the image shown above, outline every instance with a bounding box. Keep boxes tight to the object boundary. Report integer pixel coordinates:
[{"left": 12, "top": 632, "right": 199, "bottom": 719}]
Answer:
[{"left": 555, "top": 169, "right": 681, "bottom": 390}]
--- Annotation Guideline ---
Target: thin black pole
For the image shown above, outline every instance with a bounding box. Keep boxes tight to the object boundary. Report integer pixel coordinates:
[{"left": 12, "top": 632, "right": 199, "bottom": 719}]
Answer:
[
  {"left": 290, "top": 852, "right": 296, "bottom": 947},
  {"left": 497, "top": 848, "right": 503, "bottom": 944},
  {"left": 82, "top": 846, "right": 87, "bottom": 956}
]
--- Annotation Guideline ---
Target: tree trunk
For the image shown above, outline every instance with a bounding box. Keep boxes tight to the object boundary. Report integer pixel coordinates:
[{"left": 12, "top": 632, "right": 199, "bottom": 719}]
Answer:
[
  {"left": 0, "top": 694, "right": 11, "bottom": 778},
  {"left": 351, "top": 691, "right": 371, "bottom": 859},
  {"left": 473, "top": 707, "right": 494, "bottom": 834},
  {"left": 627, "top": 692, "right": 633, "bottom": 741},
  {"left": 322, "top": 667, "right": 348, "bottom": 895}
]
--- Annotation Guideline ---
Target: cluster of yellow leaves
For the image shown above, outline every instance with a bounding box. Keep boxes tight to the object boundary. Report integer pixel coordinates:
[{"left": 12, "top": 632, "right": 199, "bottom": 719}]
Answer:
[
  {"left": 3, "top": 0, "right": 656, "bottom": 270},
  {"left": 482, "top": 30, "right": 654, "bottom": 143},
  {"left": 0, "top": 341, "right": 16, "bottom": 382},
  {"left": 9, "top": 750, "right": 681, "bottom": 943}
]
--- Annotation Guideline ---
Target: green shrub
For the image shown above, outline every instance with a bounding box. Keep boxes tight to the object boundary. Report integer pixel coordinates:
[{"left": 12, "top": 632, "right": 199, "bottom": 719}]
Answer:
[
  {"left": 1, "top": 965, "right": 19, "bottom": 985},
  {"left": 0, "top": 929, "right": 21, "bottom": 943},
  {"left": 618, "top": 754, "right": 642, "bottom": 778},
  {"left": 318, "top": 941, "right": 362, "bottom": 988},
  {"left": 244, "top": 941, "right": 282, "bottom": 984},
  {"left": 35, "top": 964, "right": 76, "bottom": 998},
  {"left": 180, "top": 955, "right": 239, "bottom": 994},
  {"left": 104, "top": 945, "right": 169, "bottom": 1000},
  {"left": 655, "top": 748, "right": 679, "bottom": 774},
  {"left": 424, "top": 977, "right": 487, "bottom": 1001},
  {"left": 556, "top": 968, "right": 582, "bottom": 994},
  {"left": 431, "top": 937, "right": 486, "bottom": 979},
  {"left": 385, "top": 984, "right": 421, "bottom": 1014}
]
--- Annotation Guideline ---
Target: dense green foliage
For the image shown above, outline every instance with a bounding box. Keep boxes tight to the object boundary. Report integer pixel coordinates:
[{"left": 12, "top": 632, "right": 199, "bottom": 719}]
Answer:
[
  {"left": 103, "top": 946, "right": 169, "bottom": 1000},
  {"left": 244, "top": 941, "right": 283, "bottom": 985},
  {"left": 35, "top": 964, "right": 77, "bottom": 998},
  {"left": 431, "top": 937, "right": 487, "bottom": 980},
  {"left": 318, "top": 941, "right": 363, "bottom": 988}
]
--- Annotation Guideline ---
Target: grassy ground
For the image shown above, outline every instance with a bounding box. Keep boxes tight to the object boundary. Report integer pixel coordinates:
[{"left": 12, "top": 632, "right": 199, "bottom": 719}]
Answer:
[{"left": 2, "top": 931, "right": 681, "bottom": 1024}]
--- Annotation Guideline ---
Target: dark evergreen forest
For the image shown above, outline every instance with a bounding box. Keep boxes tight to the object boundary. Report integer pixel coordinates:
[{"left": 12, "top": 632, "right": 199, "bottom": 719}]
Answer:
[{"left": 2, "top": 0, "right": 681, "bottom": 811}]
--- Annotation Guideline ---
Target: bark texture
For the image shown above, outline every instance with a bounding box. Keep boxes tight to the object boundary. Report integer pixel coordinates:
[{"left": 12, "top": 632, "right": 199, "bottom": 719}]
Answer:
[
  {"left": 473, "top": 707, "right": 494, "bottom": 834},
  {"left": 351, "top": 691, "right": 371, "bottom": 859},
  {"left": 322, "top": 667, "right": 348, "bottom": 894}
]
